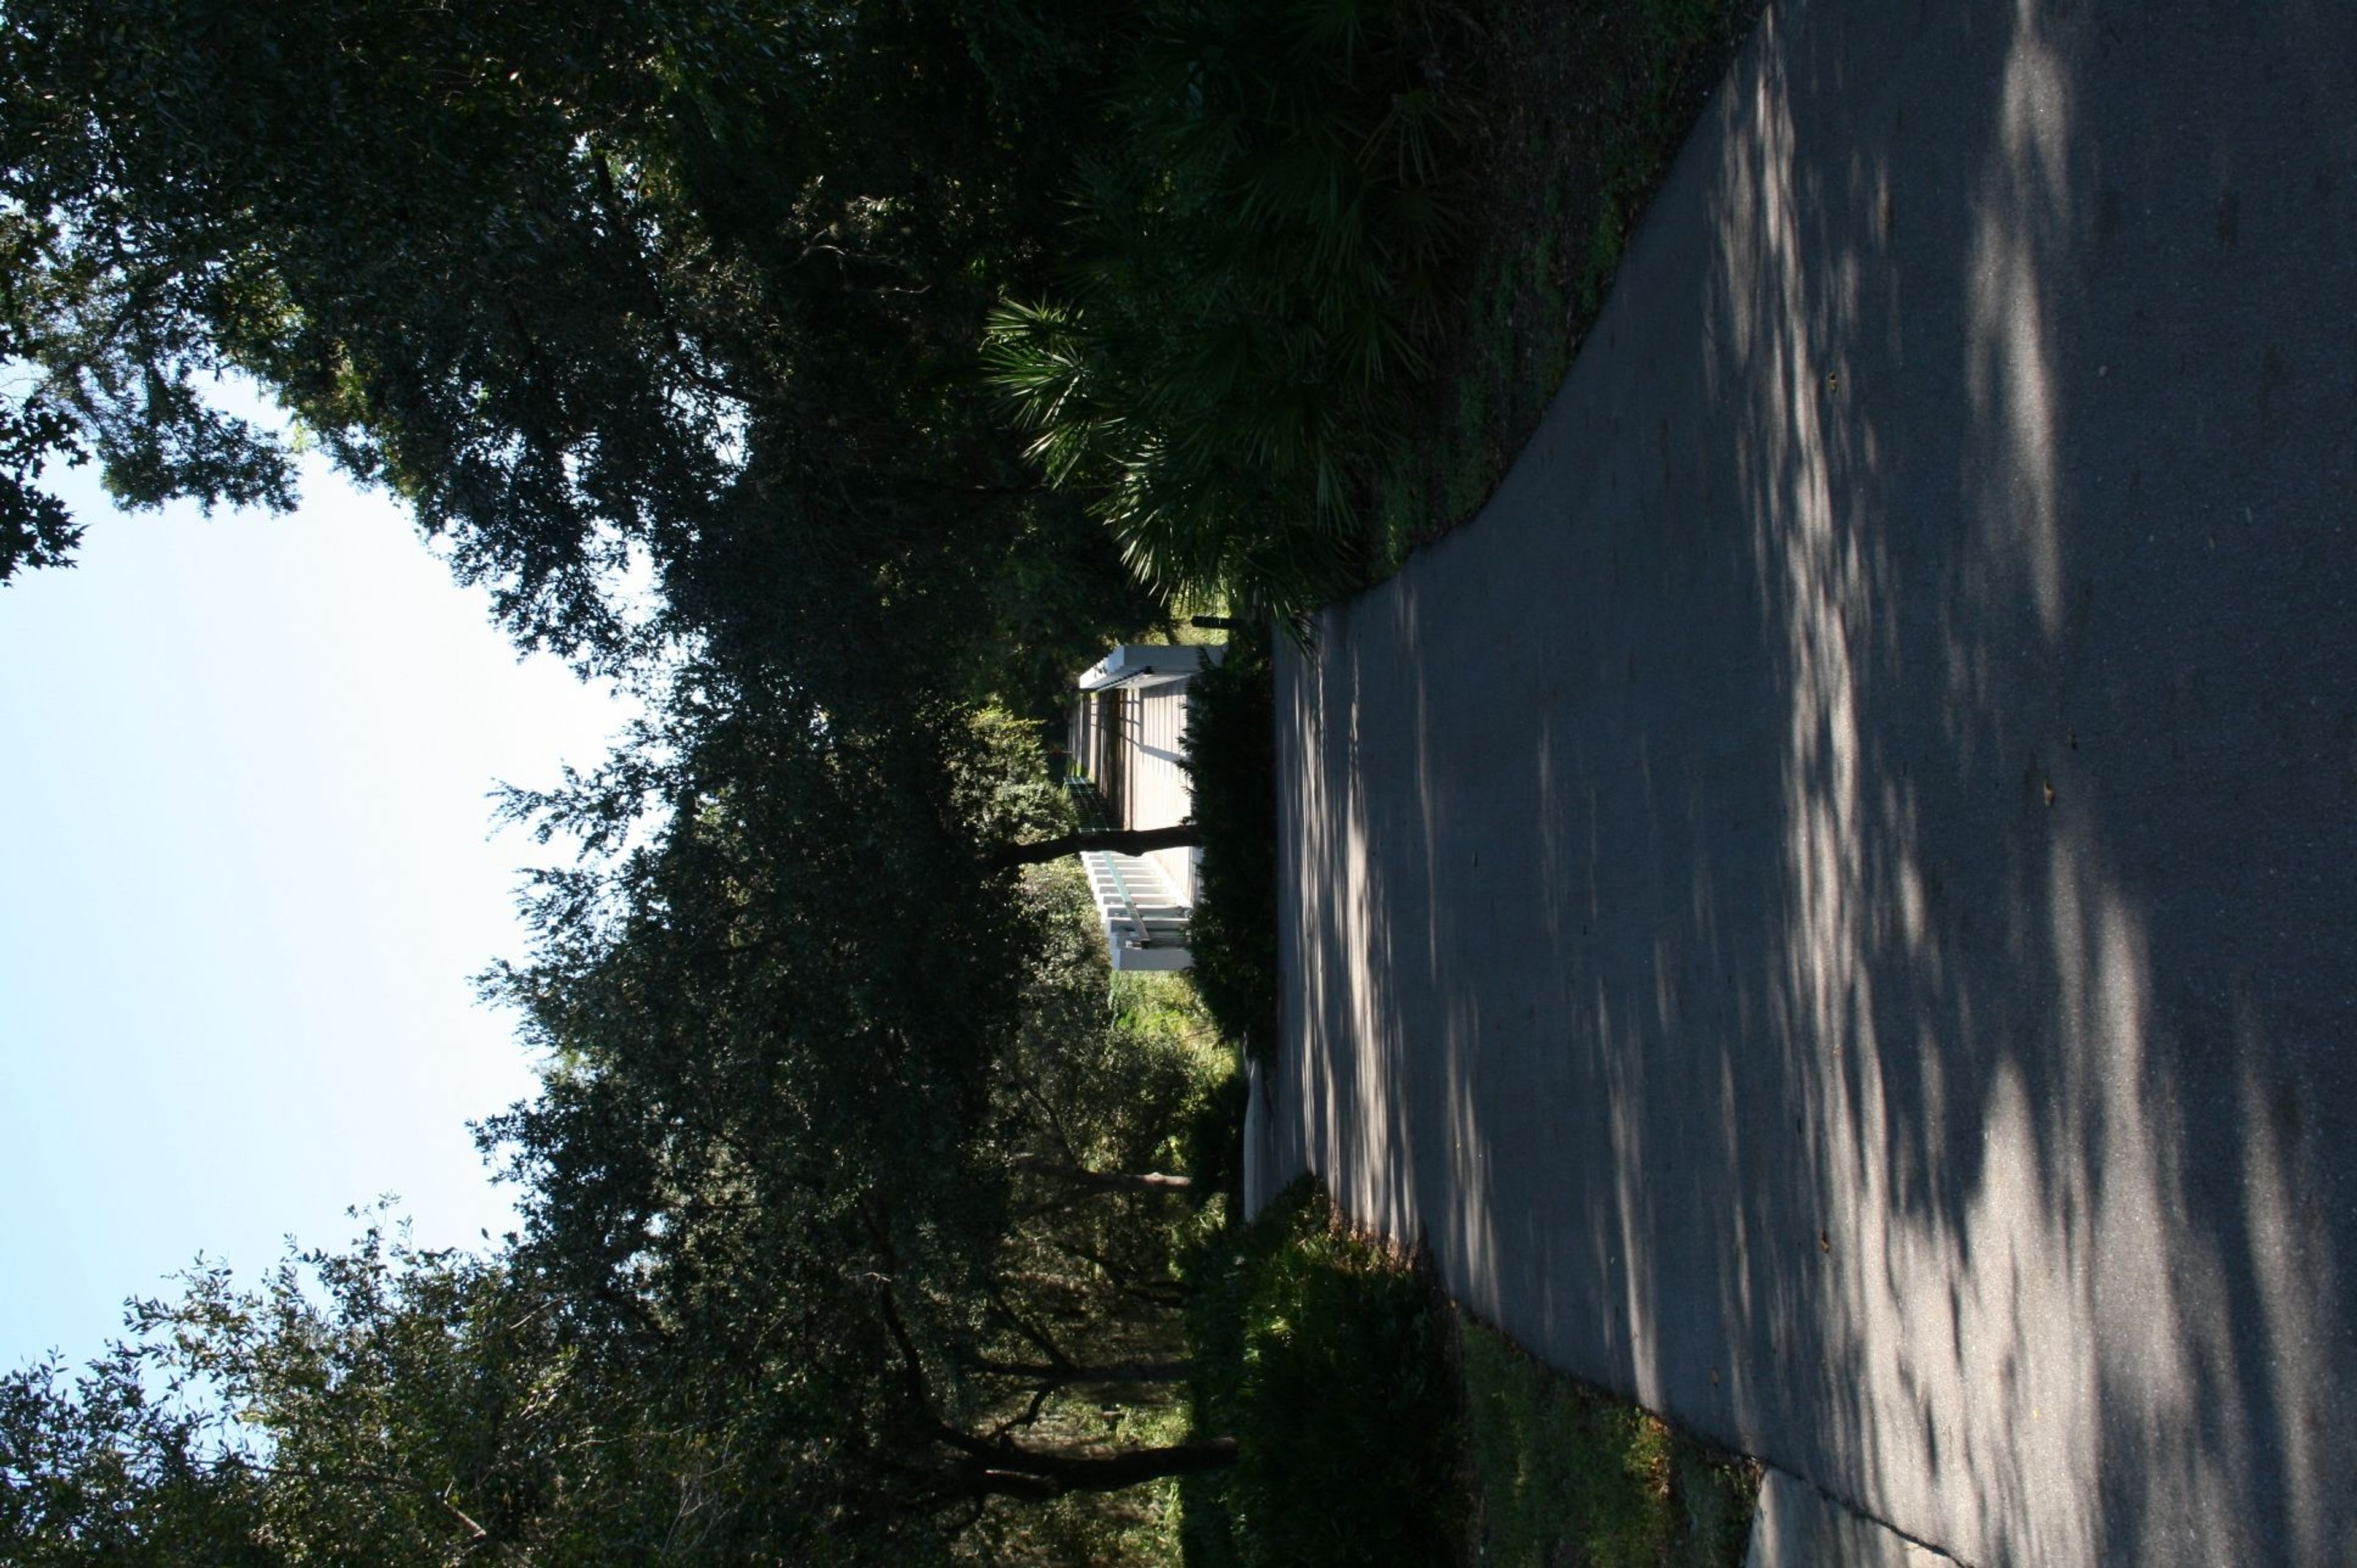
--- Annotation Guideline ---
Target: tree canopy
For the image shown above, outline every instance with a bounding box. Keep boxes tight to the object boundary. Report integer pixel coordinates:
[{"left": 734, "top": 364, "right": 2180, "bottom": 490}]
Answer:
[
  {"left": 0, "top": 0, "right": 1159, "bottom": 706},
  {"left": 7, "top": 866, "right": 1237, "bottom": 1561},
  {"left": 1, "top": 0, "right": 1453, "bottom": 1556}
]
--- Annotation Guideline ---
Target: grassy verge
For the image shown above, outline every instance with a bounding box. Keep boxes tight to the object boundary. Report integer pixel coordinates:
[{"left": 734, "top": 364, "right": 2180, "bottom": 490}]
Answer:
[
  {"left": 1180, "top": 1178, "right": 1757, "bottom": 1567},
  {"left": 986, "top": 0, "right": 1471, "bottom": 620},
  {"left": 1368, "top": 0, "right": 1766, "bottom": 575},
  {"left": 1462, "top": 1327, "right": 1759, "bottom": 1566},
  {"left": 985, "top": 0, "right": 1765, "bottom": 615}
]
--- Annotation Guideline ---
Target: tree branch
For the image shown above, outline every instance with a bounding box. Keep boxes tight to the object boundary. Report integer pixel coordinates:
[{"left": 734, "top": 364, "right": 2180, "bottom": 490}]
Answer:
[
  {"left": 965, "top": 1354, "right": 1189, "bottom": 1388},
  {"left": 988, "top": 824, "right": 1199, "bottom": 870},
  {"left": 935, "top": 1427, "right": 1239, "bottom": 1497},
  {"left": 1010, "top": 1153, "right": 1193, "bottom": 1194}
]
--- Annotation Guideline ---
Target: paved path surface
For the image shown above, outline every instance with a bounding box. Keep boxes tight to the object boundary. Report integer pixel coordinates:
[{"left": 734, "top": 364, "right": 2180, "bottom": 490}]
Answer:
[
  {"left": 1746, "top": 1470, "right": 1963, "bottom": 1567},
  {"left": 1268, "top": 2, "right": 2357, "bottom": 1562}
]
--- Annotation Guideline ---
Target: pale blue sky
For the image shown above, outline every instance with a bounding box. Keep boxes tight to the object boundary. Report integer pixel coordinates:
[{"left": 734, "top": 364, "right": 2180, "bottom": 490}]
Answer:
[{"left": 1, "top": 449, "right": 633, "bottom": 1374}]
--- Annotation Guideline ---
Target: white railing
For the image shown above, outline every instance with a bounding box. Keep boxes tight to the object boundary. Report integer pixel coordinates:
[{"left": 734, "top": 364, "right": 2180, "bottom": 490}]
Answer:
[{"left": 1078, "top": 849, "right": 1192, "bottom": 971}]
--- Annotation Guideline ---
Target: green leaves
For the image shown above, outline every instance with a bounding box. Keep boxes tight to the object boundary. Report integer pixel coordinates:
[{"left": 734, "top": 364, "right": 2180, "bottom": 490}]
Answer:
[
  {"left": 1182, "top": 1179, "right": 1469, "bottom": 1568},
  {"left": 985, "top": 0, "right": 1470, "bottom": 618},
  {"left": 1, "top": 1344, "right": 271, "bottom": 1564},
  {"left": 1, "top": 0, "right": 1129, "bottom": 686},
  {"left": 1, "top": 1223, "right": 694, "bottom": 1566},
  {"left": 0, "top": 392, "right": 86, "bottom": 583},
  {"left": 0, "top": 7, "right": 1468, "bottom": 1557},
  {"left": 0, "top": 174, "right": 301, "bottom": 584},
  {"left": 1180, "top": 621, "right": 1280, "bottom": 1058}
]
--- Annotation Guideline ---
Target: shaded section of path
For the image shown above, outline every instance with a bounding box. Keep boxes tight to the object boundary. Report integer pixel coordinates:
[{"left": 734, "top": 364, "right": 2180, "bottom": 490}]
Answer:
[{"left": 1272, "top": 1, "right": 2357, "bottom": 1562}]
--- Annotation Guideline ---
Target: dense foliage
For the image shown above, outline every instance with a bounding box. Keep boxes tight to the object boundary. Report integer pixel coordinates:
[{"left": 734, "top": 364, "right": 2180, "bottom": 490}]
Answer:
[
  {"left": 1182, "top": 1178, "right": 1468, "bottom": 1568},
  {"left": 0, "top": 0, "right": 1469, "bottom": 1558},
  {"left": 5, "top": 878, "right": 1239, "bottom": 1562},
  {"left": 986, "top": 0, "right": 1466, "bottom": 617},
  {"left": 1181, "top": 622, "right": 1282, "bottom": 1059},
  {"left": 0, "top": 0, "right": 1163, "bottom": 706}
]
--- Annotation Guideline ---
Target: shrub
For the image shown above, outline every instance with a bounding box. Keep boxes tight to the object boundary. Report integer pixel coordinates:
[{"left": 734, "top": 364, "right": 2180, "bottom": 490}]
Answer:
[
  {"left": 1181, "top": 621, "right": 1279, "bottom": 1061},
  {"left": 1183, "top": 1177, "right": 1469, "bottom": 1567},
  {"left": 985, "top": 0, "right": 1469, "bottom": 618}
]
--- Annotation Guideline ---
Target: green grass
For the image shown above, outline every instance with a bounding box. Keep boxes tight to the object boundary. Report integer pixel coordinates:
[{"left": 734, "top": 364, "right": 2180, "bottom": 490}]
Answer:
[
  {"left": 1110, "top": 968, "right": 1253, "bottom": 1208},
  {"left": 1180, "top": 1179, "right": 1468, "bottom": 1568},
  {"left": 1463, "top": 1326, "right": 1758, "bottom": 1567},
  {"left": 1367, "top": 0, "right": 1763, "bottom": 563},
  {"left": 1177, "top": 1179, "right": 1758, "bottom": 1567}
]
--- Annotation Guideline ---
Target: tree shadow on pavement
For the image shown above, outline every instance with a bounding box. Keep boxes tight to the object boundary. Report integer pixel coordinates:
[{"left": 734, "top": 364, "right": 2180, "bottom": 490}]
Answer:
[{"left": 1275, "top": 3, "right": 2357, "bottom": 1564}]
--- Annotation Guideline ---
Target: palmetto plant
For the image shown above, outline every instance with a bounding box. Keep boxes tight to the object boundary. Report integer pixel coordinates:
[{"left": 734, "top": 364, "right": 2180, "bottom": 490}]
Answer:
[{"left": 986, "top": 0, "right": 1465, "bottom": 620}]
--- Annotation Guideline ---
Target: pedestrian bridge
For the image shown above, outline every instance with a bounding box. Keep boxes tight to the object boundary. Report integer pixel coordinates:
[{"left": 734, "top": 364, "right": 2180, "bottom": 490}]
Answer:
[{"left": 1078, "top": 847, "right": 1191, "bottom": 971}]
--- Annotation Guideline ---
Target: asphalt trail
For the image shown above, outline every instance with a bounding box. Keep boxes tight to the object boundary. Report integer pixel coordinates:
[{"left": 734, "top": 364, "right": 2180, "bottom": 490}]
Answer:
[{"left": 1270, "top": 2, "right": 2357, "bottom": 1561}]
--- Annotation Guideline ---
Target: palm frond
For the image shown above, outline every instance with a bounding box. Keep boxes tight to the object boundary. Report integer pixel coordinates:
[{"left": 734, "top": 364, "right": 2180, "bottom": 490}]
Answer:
[{"left": 979, "top": 0, "right": 1469, "bottom": 617}]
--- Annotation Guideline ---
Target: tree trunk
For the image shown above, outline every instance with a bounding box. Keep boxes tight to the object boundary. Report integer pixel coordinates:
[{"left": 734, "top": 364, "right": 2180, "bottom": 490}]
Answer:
[
  {"left": 950, "top": 1432, "right": 1239, "bottom": 1499},
  {"left": 968, "top": 1355, "right": 1190, "bottom": 1388},
  {"left": 1010, "top": 1153, "right": 1193, "bottom": 1194},
  {"left": 989, "top": 824, "right": 1200, "bottom": 870}
]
